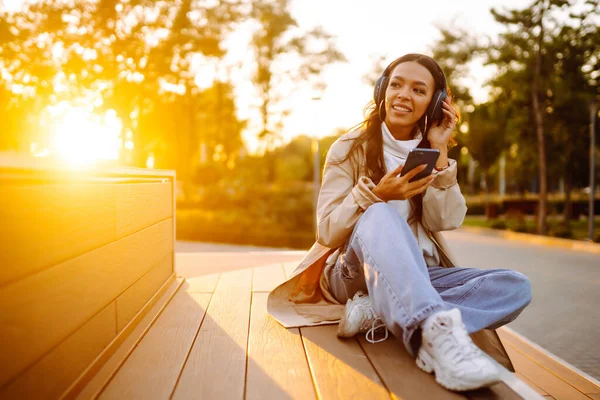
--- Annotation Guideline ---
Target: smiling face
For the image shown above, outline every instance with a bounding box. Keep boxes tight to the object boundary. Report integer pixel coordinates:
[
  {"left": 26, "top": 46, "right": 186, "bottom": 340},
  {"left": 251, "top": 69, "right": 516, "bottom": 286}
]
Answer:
[{"left": 384, "top": 61, "right": 435, "bottom": 139}]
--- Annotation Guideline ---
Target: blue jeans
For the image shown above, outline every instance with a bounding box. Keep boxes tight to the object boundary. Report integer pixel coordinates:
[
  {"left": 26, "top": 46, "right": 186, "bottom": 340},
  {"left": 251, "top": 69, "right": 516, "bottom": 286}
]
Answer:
[{"left": 328, "top": 203, "right": 532, "bottom": 356}]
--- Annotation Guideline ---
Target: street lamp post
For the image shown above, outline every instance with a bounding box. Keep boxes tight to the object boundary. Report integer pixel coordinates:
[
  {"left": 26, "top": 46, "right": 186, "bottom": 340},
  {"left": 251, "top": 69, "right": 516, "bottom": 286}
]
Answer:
[
  {"left": 312, "top": 137, "right": 320, "bottom": 233},
  {"left": 312, "top": 96, "right": 322, "bottom": 234},
  {"left": 589, "top": 102, "right": 597, "bottom": 241}
]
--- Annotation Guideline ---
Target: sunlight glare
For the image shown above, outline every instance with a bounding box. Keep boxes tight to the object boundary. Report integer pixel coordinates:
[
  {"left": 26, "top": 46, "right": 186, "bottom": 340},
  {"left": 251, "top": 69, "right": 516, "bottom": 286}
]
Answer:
[
  {"left": 49, "top": 105, "right": 123, "bottom": 165},
  {"left": 2, "top": 0, "right": 26, "bottom": 12}
]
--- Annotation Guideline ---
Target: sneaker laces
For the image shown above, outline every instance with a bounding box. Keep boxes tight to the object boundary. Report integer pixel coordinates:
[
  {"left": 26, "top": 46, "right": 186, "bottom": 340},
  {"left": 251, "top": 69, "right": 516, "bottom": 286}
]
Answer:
[
  {"left": 366, "top": 318, "right": 389, "bottom": 344},
  {"left": 434, "top": 320, "right": 482, "bottom": 365},
  {"left": 349, "top": 292, "right": 389, "bottom": 344}
]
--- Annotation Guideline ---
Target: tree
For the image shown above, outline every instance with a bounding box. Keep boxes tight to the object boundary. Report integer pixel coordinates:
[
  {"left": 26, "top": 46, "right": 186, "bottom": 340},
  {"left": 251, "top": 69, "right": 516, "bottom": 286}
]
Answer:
[
  {"left": 362, "top": 54, "right": 387, "bottom": 88},
  {"left": 551, "top": 1, "right": 600, "bottom": 219},
  {"left": 490, "top": 0, "right": 570, "bottom": 234},
  {"left": 547, "top": 23, "right": 597, "bottom": 217},
  {"left": 250, "top": 0, "right": 345, "bottom": 157},
  {"left": 464, "top": 102, "right": 510, "bottom": 212},
  {"left": 0, "top": 0, "right": 247, "bottom": 181},
  {"left": 430, "top": 25, "right": 480, "bottom": 105}
]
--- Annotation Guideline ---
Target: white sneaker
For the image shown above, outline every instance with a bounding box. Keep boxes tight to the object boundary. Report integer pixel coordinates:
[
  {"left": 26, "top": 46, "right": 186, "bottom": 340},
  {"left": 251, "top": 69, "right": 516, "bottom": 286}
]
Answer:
[
  {"left": 416, "top": 308, "right": 501, "bottom": 391},
  {"left": 337, "top": 291, "right": 388, "bottom": 343}
]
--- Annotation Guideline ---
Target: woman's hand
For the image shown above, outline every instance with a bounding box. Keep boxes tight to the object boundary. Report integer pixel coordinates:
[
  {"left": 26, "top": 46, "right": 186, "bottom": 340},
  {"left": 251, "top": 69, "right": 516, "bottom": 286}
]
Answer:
[
  {"left": 372, "top": 164, "right": 435, "bottom": 202},
  {"left": 427, "top": 98, "right": 457, "bottom": 150}
]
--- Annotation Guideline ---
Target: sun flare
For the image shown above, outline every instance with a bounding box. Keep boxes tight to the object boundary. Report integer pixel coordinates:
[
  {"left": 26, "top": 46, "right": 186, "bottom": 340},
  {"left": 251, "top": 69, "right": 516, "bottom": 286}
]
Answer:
[{"left": 45, "top": 104, "right": 123, "bottom": 166}]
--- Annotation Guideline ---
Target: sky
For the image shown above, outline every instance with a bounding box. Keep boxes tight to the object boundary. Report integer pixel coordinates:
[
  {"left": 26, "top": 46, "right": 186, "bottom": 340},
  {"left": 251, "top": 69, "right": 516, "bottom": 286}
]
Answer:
[
  {"left": 2, "top": 0, "right": 534, "bottom": 152},
  {"left": 236, "top": 0, "right": 533, "bottom": 150}
]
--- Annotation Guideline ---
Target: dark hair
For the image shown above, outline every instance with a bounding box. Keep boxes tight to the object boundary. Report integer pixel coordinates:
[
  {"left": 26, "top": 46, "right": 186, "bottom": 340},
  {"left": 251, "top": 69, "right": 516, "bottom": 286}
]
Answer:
[{"left": 337, "top": 54, "right": 458, "bottom": 225}]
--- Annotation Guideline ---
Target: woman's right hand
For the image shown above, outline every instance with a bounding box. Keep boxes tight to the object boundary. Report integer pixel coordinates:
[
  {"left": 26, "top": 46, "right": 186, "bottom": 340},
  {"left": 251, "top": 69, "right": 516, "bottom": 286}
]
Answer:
[{"left": 371, "top": 164, "right": 435, "bottom": 202}]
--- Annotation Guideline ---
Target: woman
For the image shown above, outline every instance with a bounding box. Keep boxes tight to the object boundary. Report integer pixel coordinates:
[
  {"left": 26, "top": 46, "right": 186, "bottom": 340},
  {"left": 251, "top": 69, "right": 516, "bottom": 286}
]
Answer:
[{"left": 268, "top": 53, "right": 532, "bottom": 392}]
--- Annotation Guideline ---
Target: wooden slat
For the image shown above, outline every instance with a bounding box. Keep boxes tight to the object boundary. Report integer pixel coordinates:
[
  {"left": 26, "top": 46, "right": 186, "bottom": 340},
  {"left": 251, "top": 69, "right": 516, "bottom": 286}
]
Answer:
[
  {"left": 301, "top": 325, "right": 390, "bottom": 399},
  {"left": 357, "top": 336, "right": 466, "bottom": 400},
  {"left": 589, "top": 394, "right": 600, "bottom": 399},
  {"left": 516, "top": 372, "right": 549, "bottom": 396},
  {"left": 0, "top": 219, "right": 173, "bottom": 387},
  {"left": 487, "top": 358, "right": 548, "bottom": 400},
  {"left": 116, "top": 254, "right": 173, "bottom": 331},
  {"left": 246, "top": 293, "right": 316, "bottom": 400},
  {"left": 360, "top": 333, "right": 528, "bottom": 400},
  {"left": 283, "top": 262, "right": 297, "bottom": 278},
  {"left": 75, "top": 278, "right": 182, "bottom": 400},
  {"left": 253, "top": 263, "right": 286, "bottom": 292},
  {"left": 98, "top": 291, "right": 211, "bottom": 400},
  {"left": 0, "top": 183, "right": 117, "bottom": 286},
  {"left": 176, "top": 252, "right": 304, "bottom": 277},
  {"left": 0, "top": 302, "right": 116, "bottom": 400},
  {"left": 498, "top": 328, "right": 600, "bottom": 394},
  {"left": 172, "top": 268, "right": 252, "bottom": 400},
  {"left": 503, "top": 343, "right": 590, "bottom": 400},
  {"left": 182, "top": 273, "right": 221, "bottom": 293},
  {"left": 361, "top": 334, "right": 533, "bottom": 400},
  {"left": 465, "top": 383, "right": 522, "bottom": 400},
  {"left": 116, "top": 182, "right": 172, "bottom": 239}
]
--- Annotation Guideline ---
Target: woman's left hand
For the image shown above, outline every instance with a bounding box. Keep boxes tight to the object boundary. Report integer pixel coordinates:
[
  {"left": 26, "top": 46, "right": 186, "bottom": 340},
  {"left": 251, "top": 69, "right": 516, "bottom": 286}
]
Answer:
[{"left": 427, "top": 98, "right": 457, "bottom": 150}]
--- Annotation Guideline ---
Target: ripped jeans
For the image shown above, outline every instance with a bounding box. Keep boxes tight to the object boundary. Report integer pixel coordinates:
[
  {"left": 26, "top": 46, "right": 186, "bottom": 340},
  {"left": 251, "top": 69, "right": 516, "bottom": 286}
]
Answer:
[{"left": 327, "top": 203, "right": 532, "bottom": 356}]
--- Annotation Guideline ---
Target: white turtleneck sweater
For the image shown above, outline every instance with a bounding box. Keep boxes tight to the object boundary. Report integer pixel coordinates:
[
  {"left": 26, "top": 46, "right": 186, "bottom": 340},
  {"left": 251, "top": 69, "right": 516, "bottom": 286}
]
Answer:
[{"left": 381, "top": 122, "right": 440, "bottom": 267}]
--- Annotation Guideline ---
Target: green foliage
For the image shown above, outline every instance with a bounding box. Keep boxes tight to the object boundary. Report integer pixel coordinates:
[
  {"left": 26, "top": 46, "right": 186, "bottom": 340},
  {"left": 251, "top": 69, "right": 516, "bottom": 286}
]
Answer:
[
  {"left": 430, "top": 26, "right": 480, "bottom": 104},
  {"left": 276, "top": 154, "right": 309, "bottom": 182},
  {"left": 465, "top": 102, "right": 508, "bottom": 172},
  {"left": 429, "top": 0, "right": 600, "bottom": 233},
  {"left": 177, "top": 181, "right": 316, "bottom": 248},
  {"left": 249, "top": 0, "right": 345, "bottom": 150},
  {"left": 0, "top": 0, "right": 246, "bottom": 176},
  {"left": 548, "top": 221, "right": 574, "bottom": 238},
  {"left": 464, "top": 215, "right": 600, "bottom": 241},
  {"left": 490, "top": 220, "right": 508, "bottom": 230}
]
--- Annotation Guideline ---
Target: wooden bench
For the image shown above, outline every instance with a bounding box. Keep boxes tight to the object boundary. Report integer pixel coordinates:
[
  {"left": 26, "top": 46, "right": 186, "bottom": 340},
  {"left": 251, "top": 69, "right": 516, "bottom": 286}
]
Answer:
[
  {"left": 0, "top": 161, "right": 176, "bottom": 399},
  {"left": 2, "top": 162, "right": 599, "bottom": 399}
]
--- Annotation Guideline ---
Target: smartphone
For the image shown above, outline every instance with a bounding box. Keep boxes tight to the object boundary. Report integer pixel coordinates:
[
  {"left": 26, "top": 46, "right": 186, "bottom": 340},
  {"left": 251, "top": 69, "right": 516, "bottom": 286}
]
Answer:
[{"left": 400, "top": 148, "right": 440, "bottom": 182}]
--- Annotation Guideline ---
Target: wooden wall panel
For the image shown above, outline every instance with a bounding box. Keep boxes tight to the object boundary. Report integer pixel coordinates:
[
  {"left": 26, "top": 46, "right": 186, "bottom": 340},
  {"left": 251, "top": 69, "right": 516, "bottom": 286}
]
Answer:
[
  {"left": 0, "top": 183, "right": 117, "bottom": 286},
  {"left": 0, "top": 302, "right": 117, "bottom": 400},
  {"left": 116, "top": 182, "right": 172, "bottom": 239},
  {"left": 116, "top": 254, "right": 173, "bottom": 331},
  {"left": 0, "top": 219, "right": 173, "bottom": 387}
]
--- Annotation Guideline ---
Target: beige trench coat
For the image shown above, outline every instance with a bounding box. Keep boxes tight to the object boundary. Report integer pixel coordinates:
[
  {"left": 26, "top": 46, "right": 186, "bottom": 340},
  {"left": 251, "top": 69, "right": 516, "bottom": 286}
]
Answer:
[{"left": 267, "top": 130, "right": 514, "bottom": 371}]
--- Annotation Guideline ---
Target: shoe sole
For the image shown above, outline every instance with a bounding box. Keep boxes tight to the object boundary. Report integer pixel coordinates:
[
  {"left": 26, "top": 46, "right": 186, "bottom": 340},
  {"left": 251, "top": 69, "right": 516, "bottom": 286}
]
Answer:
[{"left": 416, "top": 349, "right": 502, "bottom": 392}]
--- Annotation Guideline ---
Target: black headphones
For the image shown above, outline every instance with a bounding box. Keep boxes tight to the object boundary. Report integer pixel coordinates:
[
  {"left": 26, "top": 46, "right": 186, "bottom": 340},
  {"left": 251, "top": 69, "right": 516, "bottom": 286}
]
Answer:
[{"left": 373, "top": 54, "right": 448, "bottom": 136}]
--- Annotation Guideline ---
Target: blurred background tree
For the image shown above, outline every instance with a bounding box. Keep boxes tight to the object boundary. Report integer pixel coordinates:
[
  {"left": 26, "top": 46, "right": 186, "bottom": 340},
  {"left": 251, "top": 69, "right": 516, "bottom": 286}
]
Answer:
[
  {"left": 0, "top": 0, "right": 246, "bottom": 176},
  {"left": 0, "top": 0, "right": 598, "bottom": 245},
  {"left": 250, "top": 0, "right": 345, "bottom": 181}
]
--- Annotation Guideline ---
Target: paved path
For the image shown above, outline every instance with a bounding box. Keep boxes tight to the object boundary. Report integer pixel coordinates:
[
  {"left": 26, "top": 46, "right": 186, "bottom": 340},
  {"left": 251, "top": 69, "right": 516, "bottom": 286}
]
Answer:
[
  {"left": 176, "top": 232, "right": 600, "bottom": 381},
  {"left": 443, "top": 229, "right": 600, "bottom": 381}
]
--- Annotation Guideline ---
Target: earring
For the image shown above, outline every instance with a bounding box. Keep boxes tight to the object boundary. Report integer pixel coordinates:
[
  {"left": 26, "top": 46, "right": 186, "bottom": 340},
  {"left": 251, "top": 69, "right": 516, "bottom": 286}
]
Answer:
[
  {"left": 378, "top": 100, "right": 386, "bottom": 121},
  {"left": 424, "top": 115, "right": 428, "bottom": 133}
]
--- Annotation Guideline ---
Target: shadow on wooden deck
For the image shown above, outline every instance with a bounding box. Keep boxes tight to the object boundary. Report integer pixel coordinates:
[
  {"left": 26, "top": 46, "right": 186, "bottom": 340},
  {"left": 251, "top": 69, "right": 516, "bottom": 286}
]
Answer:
[{"left": 65, "top": 252, "right": 600, "bottom": 400}]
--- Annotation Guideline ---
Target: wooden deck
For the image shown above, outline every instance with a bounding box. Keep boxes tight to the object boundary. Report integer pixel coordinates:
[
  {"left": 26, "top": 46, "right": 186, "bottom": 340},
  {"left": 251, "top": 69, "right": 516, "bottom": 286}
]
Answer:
[{"left": 73, "top": 253, "right": 600, "bottom": 400}]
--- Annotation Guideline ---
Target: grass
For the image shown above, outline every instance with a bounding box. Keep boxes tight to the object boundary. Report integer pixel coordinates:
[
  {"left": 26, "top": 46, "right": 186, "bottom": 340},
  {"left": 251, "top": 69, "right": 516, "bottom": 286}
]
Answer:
[
  {"left": 462, "top": 215, "right": 600, "bottom": 242},
  {"left": 176, "top": 208, "right": 315, "bottom": 249}
]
